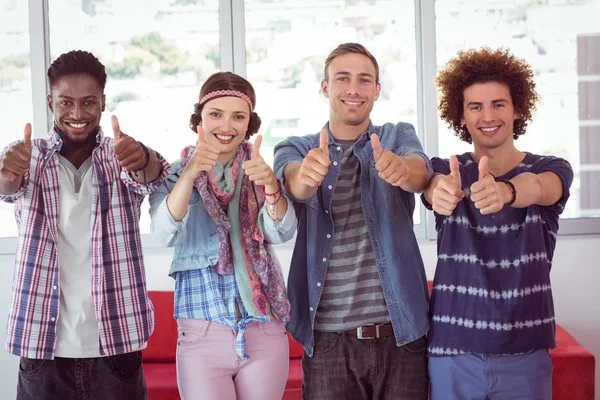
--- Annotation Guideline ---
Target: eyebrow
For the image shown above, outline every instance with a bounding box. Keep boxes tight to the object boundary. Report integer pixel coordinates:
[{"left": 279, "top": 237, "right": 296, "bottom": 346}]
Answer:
[
  {"left": 57, "top": 95, "right": 98, "bottom": 100},
  {"left": 334, "top": 71, "right": 375, "bottom": 79},
  {"left": 466, "top": 99, "right": 509, "bottom": 106},
  {"left": 207, "top": 107, "right": 248, "bottom": 115}
]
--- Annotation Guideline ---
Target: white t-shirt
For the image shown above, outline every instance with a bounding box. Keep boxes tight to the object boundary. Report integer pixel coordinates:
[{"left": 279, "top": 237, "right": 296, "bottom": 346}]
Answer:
[{"left": 54, "top": 156, "right": 100, "bottom": 358}]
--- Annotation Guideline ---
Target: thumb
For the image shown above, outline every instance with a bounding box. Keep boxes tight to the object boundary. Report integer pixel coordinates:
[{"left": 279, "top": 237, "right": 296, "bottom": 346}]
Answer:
[
  {"left": 252, "top": 135, "right": 262, "bottom": 159},
  {"left": 23, "top": 123, "right": 32, "bottom": 149},
  {"left": 319, "top": 129, "right": 329, "bottom": 156},
  {"left": 478, "top": 156, "right": 489, "bottom": 180},
  {"left": 111, "top": 115, "right": 121, "bottom": 141},
  {"left": 449, "top": 155, "right": 461, "bottom": 188},
  {"left": 370, "top": 134, "right": 382, "bottom": 161},
  {"left": 196, "top": 125, "right": 206, "bottom": 144}
]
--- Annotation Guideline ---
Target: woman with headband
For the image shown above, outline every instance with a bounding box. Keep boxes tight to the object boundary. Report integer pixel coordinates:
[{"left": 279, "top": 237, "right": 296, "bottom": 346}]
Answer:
[{"left": 149, "top": 72, "right": 296, "bottom": 400}]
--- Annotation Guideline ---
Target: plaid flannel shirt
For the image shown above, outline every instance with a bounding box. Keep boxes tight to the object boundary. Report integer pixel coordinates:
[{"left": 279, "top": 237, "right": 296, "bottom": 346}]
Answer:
[{"left": 0, "top": 127, "right": 169, "bottom": 359}]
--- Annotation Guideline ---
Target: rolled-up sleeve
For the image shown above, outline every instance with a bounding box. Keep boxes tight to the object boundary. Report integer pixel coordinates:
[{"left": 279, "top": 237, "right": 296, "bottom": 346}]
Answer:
[
  {"left": 258, "top": 194, "right": 298, "bottom": 244},
  {"left": 148, "top": 175, "right": 189, "bottom": 248},
  {"left": 273, "top": 135, "right": 314, "bottom": 204},
  {"left": 119, "top": 148, "right": 171, "bottom": 197},
  {"left": 393, "top": 123, "right": 433, "bottom": 180}
]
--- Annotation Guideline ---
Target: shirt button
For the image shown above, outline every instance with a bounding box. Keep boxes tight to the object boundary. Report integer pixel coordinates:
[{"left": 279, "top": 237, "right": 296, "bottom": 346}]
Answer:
[
  {"left": 322, "top": 258, "right": 327, "bottom": 262},
  {"left": 333, "top": 161, "right": 338, "bottom": 166},
  {"left": 325, "top": 210, "right": 329, "bottom": 214},
  {"left": 326, "top": 234, "right": 331, "bottom": 239},
  {"left": 328, "top": 185, "right": 333, "bottom": 190},
  {"left": 50, "top": 317, "right": 56, "bottom": 322},
  {"left": 309, "top": 307, "right": 314, "bottom": 312},
  {"left": 337, "top": 146, "right": 341, "bottom": 151},
  {"left": 317, "top": 282, "right": 322, "bottom": 287},
  {"left": 53, "top": 286, "right": 57, "bottom": 290}
]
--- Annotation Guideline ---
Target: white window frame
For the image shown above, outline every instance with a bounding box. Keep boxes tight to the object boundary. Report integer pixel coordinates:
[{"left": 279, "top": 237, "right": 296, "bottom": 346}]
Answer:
[{"left": 0, "top": 0, "right": 597, "bottom": 252}]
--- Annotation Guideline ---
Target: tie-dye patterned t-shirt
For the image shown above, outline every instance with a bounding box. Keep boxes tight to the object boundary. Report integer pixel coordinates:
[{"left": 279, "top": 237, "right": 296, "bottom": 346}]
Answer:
[{"left": 422, "top": 152, "right": 573, "bottom": 356}]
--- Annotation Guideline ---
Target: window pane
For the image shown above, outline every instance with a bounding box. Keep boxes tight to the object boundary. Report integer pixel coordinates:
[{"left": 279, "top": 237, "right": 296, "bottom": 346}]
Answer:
[
  {"left": 49, "top": 0, "right": 221, "bottom": 233},
  {"left": 244, "top": 0, "right": 421, "bottom": 224},
  {"left": 435, "top": 0, "right": 600, "bottom": 219},
  {"left": 0, "top": 0, "right": 32, "bottom": 238}
]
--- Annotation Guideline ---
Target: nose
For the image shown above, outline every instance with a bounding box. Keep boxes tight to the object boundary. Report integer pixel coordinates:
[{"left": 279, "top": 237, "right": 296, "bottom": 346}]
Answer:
[
  {"left": 220, "top": 119, "right": 231, "bottom": 133},
  {"left": 481, "top": 106, "right": 495, "bottom": 122},
  {"left": 70, "top": 103, "right": 83, "bottom": 120},
  {"left": 346, "top": 79, "right": 360, "bottom": 96}
]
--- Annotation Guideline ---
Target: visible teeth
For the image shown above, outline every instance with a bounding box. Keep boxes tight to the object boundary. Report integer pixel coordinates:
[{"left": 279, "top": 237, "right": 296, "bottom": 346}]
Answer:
[
  {"left": 68, "top": 122, "right": 87, "bottom": 128},
  {"left": 481, "top": 127, "right": 497, "bottom": 132},
  {"left": 344, "top": 101, "right": 361, "bottom": 105},
  {"left": 216, "top": 134, "right": 233, "bottom": 140}
]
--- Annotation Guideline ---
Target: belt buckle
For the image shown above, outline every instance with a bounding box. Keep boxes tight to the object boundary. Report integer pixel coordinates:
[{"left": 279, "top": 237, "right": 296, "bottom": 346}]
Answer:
[{"left": 356, "top": 324, "right": 379, "bottom": 340}]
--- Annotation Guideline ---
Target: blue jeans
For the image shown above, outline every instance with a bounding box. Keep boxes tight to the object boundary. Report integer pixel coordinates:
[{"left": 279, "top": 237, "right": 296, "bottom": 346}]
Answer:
[
  {"left": 16, "top": 351, "right": 147, "bottom": 400},
  {"left": 429, "top": 349, "right": 552, "bottom": 400},
  {"left": 302, "top": 331, "right": 429, "bottom": 400}
]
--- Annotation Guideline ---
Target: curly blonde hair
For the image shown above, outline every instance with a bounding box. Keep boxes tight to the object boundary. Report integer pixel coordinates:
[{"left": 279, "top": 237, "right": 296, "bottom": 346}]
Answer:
[{"left": 436, "top": 47, "right": 539, "bottom": 143}]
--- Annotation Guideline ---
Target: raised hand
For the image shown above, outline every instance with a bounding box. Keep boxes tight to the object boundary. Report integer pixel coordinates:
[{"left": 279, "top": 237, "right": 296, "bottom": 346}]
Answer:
[
  {"left": 183, "top": 125, "right": 219, "bottom": 180},
  {"left": 370, "top": 134, "right": 410, "bottom": 187},
  {"left": 0, "top": 123, "right": 33, "bottom": 182},
  {"left": 113, "top": 115, "right": 148, "bottom": 172},
  {"left": 431, "top": 155, "right": 465, "bottom": 216},
  {"left": 242, "top": 135, "right": 277, "bottom": 188},
  {"left": 297, "top": 129, "right": 330, "bottom": 188},
  {"left": 470, "top": 156, "right": 506, "bottom": 215}
]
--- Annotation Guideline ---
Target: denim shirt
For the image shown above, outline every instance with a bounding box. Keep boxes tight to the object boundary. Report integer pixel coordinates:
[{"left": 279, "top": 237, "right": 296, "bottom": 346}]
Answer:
[
  {"left": 149, "top": 160, "right": 297, "bottom": 276},
  {"left": 274, "top": 121, "right": 432, "bottom": 356}
]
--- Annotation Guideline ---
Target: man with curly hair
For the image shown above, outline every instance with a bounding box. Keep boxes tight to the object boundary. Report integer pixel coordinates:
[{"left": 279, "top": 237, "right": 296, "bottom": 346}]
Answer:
[
  {"left": 0, "top": 50, "right": 169, "bottom": 399},
  {"left": 422, "top": 47, "right": 573, "bottom": 399}
]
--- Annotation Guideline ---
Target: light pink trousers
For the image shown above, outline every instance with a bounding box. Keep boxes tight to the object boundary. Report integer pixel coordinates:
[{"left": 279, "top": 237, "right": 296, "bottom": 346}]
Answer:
[{"left": 175, "top": 318, "right": 289, "bottom": 400}]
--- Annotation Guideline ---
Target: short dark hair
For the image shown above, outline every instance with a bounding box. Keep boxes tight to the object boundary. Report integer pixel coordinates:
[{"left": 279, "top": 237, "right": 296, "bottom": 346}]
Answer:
[
  {"left": 323, "top": 43, "right": 380, "bottom": 83},
  {"left": 189, "top": 71, "right": 261, "bottom": 140},
  {"left": 436, "top": 47, "right": 539, "bottom": 143},
  {"left": 47, "top": 50, "right": 107, "bottom": 90}
]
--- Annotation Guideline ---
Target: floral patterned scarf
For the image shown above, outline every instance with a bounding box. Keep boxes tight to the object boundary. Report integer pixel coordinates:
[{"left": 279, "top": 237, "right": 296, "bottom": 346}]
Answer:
[{"left": 180, "top": 142, "right": 290, "bottom": 321}]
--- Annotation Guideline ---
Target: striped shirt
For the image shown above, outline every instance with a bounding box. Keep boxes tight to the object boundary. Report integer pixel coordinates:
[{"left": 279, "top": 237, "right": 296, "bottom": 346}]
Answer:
[
  {"left": 422, "top": 152, "right": 573, "bottom": 356},
  {"left": 314, "top": 141, "right": 389, "bottom": 331},
  {"left": 0, "top": 127, "right": 169, "bottom": 360}
]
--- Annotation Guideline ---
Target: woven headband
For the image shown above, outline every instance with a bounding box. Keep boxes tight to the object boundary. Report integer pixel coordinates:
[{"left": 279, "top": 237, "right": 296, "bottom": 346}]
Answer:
[{"left": 199, "top": 90, "right": 253, "bottom": 110}]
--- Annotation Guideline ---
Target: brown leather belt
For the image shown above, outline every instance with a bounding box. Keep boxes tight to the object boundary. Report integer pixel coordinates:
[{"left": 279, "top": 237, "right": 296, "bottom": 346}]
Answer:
[{"left": 345, "top": 323, "right": 394, "bottom": 339}]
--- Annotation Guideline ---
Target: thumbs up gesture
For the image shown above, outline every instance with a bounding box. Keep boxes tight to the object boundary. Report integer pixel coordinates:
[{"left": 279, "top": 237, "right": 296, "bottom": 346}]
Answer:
[
  {"left": 183, "top": 125, "right": 220, "bottom": 180},
  {"left": 242, "top": 134, "right": 278, "bottom": 188},
  {"left": 112, "top": 115, "right": 149, "bottom": 172},
  {"left": 431, "top": 155, "right": 465, "bottom": 216},
  {"left": 297, "top": 129, "right": 330, "bottom": 188},
  {"left": 470, "top": 156, "right": 508, "bottom": 215},
  {"left": 0, "top": 123, "right": 33, "bottom": 182},
  {"left": 370, "top": 134, "right": 410, "bottom": 187}
]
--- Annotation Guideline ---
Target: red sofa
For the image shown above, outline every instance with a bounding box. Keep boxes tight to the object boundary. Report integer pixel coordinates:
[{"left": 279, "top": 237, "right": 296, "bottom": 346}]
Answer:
[{"left": 143, "top": 289, "right": 594, "bottom": 400}]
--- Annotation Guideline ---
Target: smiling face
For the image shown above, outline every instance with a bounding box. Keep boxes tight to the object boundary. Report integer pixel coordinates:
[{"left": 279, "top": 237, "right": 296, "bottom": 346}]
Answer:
[
  {"left": 47, "top": 73, "right": 105, "bottom": 145},
  {"left": 461, "top": 81, "right": 519, "bottom": 153},
  {"left": 199, "top": 96, "right": 250, "bottom": 164},
  {"left": 321, "top": 53, "right": 381, "bottom": 138}
]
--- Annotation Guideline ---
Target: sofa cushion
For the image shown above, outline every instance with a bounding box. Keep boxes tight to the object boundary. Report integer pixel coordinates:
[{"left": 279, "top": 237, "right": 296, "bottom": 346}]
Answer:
[
  {"left": 143, "top": 291, "right": 178, "bottom": 363},
  {"left": 288, "top": 334, "right": 304, "bottom": 360},
  {"left": 143, "top": 363, "right": 179, "bottom": 400}
]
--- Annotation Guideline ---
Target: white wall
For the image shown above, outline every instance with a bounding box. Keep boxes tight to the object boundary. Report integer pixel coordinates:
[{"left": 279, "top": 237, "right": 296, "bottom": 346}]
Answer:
[{"left": 0, "top": 236, "right": 598, "bottom": 399}]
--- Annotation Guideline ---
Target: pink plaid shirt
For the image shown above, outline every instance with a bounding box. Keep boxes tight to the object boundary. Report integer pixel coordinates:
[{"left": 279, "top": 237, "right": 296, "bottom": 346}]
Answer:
[{"left": 0, "top": 127, "right": 169, "bottom": 359}]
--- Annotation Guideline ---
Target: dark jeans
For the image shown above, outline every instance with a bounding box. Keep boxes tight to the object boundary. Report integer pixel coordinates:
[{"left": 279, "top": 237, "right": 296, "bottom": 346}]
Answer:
[
  {"left": 302, "top": 331, "right": 429, "bottom": 400},
  {"left": 16, "top": 350, "right": 147, "bottom": 400}
]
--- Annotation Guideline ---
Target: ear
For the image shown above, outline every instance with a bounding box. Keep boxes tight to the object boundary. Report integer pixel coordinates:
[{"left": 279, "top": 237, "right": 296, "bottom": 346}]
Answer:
[
  {"left": 102, "top": 94, "right": 106, "bottom": 112},
  {"left": 460, "top": 117, "right": 465, "bottom": 126},
  {"left": 375, "top": 82, "right": 381, "bottom": 101},
  {"left": 47, "top": 94, "right": 53, "bottom": 111},
  {"left": 321, "top": 80, "right": 329, "bottom": 98}
]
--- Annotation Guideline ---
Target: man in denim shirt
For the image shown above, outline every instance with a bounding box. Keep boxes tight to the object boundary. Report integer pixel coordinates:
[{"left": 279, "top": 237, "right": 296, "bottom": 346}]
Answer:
[{"left": 274, "top": 43, "right": 432, "bottom": 399}]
